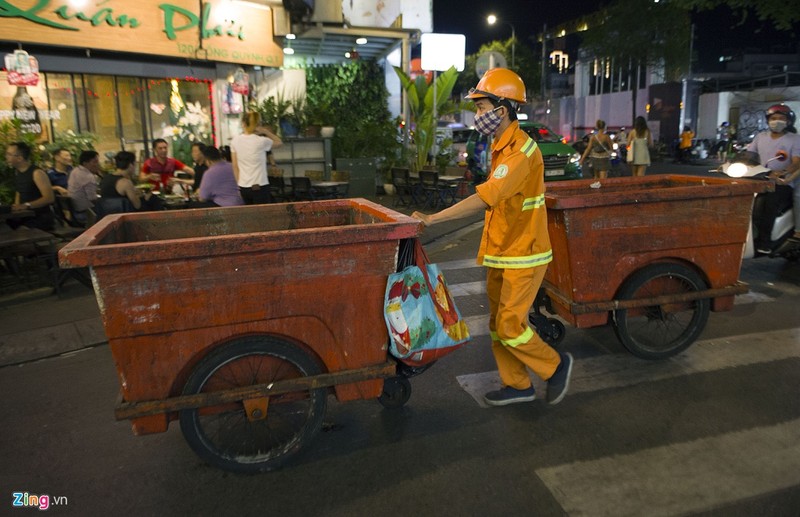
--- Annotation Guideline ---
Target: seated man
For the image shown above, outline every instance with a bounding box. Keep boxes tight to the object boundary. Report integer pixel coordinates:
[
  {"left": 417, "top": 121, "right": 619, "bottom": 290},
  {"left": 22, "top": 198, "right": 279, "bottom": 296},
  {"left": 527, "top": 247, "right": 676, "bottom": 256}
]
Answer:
[
  {"left": 6, "top": 141, "right": 55, "bottom": 230},
  {"left": 139, "top": 138, "right": 194, "bottom": 192},
  {"left": 194, "top": 146, "right": 244, "bottom": 207},
  {"left": 99, "top": 151, "right": 160, "bottom": 215},
  {"left": 67, "top": 150, "right": 100, "bottom": 225},
  {"left": 47, "top": 147, "right": 73, "bottom": 196}
]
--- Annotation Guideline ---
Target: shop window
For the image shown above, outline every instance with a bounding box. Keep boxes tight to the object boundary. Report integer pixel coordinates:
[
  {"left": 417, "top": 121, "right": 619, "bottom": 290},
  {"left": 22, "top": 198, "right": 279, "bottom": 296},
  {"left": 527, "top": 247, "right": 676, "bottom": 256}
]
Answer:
[
  {"left": 82, "top": 75, "right": 121, "bottom": 158},
  {"left": 116, "top": 76, "right": 147, "bottom": 160},
  {"left": 146, "top": 78, "right": 213, "bottom": 164},
  {"left": 43, "top": 73, "right": 79, "bottom": 138},
  {"left": 0, "top": 72, "right": 50, "bottom": 143}
]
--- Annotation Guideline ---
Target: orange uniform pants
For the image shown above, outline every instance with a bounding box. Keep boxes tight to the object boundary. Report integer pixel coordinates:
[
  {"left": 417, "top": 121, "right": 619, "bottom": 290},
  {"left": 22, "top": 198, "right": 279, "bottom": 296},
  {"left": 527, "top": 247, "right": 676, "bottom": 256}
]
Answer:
[{"left": 487, "top": 265, "right": 560, "bottom": 390}]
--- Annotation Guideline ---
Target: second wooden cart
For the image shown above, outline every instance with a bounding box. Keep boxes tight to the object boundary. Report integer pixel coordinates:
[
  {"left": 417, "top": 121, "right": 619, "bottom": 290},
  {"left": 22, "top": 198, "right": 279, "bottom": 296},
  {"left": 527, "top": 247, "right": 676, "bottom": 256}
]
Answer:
[{"left": 530, "top": 175, "right": 770, "bottom": 359}]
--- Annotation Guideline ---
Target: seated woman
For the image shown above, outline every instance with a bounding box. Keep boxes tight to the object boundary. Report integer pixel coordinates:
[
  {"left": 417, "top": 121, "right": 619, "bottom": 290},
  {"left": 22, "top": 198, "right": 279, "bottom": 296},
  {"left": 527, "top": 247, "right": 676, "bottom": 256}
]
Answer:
[
  {"left": 193, "top": 146, "right": 244, "bottom": 207},
  {"left": 97, "top": 151, "right": 161, "bottom": 216}
]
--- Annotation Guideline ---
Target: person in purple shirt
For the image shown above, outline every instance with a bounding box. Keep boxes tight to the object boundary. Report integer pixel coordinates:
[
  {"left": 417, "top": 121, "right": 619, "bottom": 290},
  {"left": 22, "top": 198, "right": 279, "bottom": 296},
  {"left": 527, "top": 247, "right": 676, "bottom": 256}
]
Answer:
[{"left": 196, "top": 146, "right": 244, "bottom": 207}]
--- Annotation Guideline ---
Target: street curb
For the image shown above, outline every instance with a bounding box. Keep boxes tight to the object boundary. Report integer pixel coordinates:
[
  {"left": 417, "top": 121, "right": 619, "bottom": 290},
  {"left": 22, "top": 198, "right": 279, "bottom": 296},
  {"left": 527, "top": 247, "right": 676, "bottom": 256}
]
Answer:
[{"left": 0, "top": 317, "right": 107, "bottom": 367}]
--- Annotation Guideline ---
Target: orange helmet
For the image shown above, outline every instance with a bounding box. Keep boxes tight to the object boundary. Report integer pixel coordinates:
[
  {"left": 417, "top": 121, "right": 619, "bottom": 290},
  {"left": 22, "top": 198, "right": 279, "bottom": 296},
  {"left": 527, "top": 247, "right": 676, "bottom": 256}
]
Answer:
[{"left": 466, "top": 68, "right": 526, "bottom": 104}]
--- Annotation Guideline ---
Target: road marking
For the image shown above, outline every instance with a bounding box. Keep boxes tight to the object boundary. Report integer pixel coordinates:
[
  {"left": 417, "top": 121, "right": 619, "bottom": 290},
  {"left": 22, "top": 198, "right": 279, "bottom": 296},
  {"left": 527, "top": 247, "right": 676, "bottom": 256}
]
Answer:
[
  {"left": 456, "top": 327, "right": 800, "bottom": 407},
  {"left": 536, "top": 417, "right": 800, "bottom": 517}
]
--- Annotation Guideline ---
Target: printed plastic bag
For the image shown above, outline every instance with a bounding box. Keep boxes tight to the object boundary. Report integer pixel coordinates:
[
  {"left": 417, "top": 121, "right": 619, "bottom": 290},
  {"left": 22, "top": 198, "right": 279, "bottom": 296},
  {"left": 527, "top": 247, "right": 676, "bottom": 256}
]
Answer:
[{"left": 384, "top": 239, "right": 470, "bottom": 366}]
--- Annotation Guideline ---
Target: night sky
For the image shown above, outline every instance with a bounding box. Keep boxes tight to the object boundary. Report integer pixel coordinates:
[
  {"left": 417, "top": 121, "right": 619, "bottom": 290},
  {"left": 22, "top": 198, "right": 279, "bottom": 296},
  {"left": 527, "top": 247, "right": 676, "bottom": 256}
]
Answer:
[{"left": 431, "top": 1, "right": 797, "bottom": 72}]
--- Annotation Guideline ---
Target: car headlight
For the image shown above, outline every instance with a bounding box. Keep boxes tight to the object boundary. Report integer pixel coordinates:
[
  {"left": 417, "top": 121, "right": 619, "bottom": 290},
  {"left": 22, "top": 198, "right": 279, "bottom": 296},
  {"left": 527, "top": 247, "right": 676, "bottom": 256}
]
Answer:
[{"left": 569, "top": 152, "right": 580, "bottom": 164}]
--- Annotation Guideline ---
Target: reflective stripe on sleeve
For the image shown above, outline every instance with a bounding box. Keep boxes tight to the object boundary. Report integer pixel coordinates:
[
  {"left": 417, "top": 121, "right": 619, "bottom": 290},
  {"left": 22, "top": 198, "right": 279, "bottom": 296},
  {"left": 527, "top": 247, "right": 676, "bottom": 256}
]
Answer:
[
  {"left": 521, "top": 138, "right": 538, "bottom": 157},
  {"left": 522, "top": 193, "right": 545, "bottom": 211},
  {"left": 482, "top": 249, "right": 553, "bottom": 269}
]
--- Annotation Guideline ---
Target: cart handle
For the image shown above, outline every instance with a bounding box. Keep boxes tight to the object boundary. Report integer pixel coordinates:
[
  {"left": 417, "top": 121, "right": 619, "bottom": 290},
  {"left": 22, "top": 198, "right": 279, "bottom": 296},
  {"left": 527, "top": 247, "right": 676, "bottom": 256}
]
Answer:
[
  {"left": 115, "top": 361, "right": 397, "bottom": 421},
  {"left": 544, "top": 281, "right": 749, "bottom": 315}
]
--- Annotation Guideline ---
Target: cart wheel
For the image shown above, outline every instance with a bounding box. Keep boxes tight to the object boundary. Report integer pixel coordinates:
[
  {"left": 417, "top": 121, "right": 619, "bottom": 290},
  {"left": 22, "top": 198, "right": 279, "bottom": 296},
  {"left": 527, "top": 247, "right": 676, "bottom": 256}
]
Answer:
[
  {"left": 179, "top": 336, "right": 326, "bottom": 473},
  {"left": 547, "top": 318, "right": 566, "bottom": 346},
  {"left": 528, "top": 314, "right": 566, "bottom": 347},
  {"left": 613, "top": 263, "right": 710, "bottom": 360},
  {"left": 378, "top": 376, "right": 411, "bottom": 409}
]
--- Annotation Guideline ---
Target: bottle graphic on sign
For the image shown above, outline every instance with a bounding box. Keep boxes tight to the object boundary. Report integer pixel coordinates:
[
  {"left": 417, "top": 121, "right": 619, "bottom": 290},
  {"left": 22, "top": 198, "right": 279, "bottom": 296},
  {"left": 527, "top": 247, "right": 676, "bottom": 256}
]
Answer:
[{"left": 12, "top": 86, "right": 42, "bottom": 137}]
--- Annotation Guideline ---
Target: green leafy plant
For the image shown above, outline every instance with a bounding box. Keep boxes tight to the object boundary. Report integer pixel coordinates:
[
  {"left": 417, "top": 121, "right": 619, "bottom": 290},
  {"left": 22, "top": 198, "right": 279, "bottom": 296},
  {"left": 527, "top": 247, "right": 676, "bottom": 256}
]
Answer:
[
  {"left": 43, "top": 130, "right": 98, "bottom": 165},
  {"left": 252, "top": 94, "right": 291, "bottom": 133},
  {"left": 394, "top": 66, "right": 462, "bottom": 171},
  {"left": 305, "top": 61, "right": 401, "bottom": 164}
]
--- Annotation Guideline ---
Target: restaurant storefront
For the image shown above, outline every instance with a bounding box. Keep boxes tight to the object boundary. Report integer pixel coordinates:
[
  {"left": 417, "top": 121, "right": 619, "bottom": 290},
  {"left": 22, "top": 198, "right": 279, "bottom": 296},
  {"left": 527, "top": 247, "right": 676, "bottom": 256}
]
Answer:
[{"left": 0, "top": 0, "right": 283, "bottom": 164}]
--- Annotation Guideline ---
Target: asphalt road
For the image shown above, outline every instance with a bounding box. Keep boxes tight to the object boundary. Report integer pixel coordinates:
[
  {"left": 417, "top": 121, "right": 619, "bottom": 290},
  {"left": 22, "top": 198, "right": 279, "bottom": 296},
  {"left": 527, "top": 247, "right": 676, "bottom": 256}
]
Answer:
[{"left": 2, "top": 162, "right": 799, "bottom": 516}]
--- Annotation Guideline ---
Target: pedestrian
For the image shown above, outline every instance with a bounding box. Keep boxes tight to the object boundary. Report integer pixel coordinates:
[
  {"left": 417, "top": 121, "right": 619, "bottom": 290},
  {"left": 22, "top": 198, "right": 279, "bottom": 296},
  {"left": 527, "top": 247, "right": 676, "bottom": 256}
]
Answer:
[
  {"left": 746, "top": 104, "right": 800, "bottom": 253},
  {"left": 579, "top": 119, "right": 613, "bottom": 179},
  {"left": 230, "top": 111, "right": 283, "bottom": 204},
  {"left": 627, "top": 116, "right": 652, "bottom": 177},
  {"left": 678, "top": 125, "right": 694, "bottom": 163},
  {"left": 411, "top": 68, "right": 573, "bottom": 407},
  {"left": 715, "top": 122, "right": 730, "bottom": 162}
]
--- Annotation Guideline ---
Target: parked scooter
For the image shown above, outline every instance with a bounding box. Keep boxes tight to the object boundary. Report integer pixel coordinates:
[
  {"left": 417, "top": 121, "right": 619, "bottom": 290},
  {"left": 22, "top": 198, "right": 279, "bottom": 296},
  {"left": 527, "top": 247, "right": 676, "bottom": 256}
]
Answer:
[{"left": 719, "top": 151, "right": 798, "bottom": 260}]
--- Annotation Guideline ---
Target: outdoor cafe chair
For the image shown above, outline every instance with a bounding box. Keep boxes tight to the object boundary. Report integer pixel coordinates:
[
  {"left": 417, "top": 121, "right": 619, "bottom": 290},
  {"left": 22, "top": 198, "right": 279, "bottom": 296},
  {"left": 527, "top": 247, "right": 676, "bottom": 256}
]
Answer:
[
  {"left": 290, "top": 176, "right": 316, "bottom": 201},
  {"left": 391, "top": 167, "right": 417, "bottom": 207},
  {"left": 268, "top": 176, "right": 290, "bottom": 202},
  {"left": 418, "top": 170, "right": 455, "bottom": 209}
]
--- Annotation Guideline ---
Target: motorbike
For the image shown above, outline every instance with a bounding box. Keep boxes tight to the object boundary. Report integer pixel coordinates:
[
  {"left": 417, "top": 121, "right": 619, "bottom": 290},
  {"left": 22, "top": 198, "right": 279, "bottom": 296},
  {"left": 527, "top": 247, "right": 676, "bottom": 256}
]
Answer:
[{"left": 719, "top": 151, "right": 798, "bottom": 261}]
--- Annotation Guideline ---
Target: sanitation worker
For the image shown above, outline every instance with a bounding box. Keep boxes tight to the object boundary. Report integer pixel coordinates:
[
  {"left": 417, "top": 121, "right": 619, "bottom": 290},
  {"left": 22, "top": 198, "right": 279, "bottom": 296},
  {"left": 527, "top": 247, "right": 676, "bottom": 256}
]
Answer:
[{"left": 411, "top": 68, "right": 573, "bottom": 406}]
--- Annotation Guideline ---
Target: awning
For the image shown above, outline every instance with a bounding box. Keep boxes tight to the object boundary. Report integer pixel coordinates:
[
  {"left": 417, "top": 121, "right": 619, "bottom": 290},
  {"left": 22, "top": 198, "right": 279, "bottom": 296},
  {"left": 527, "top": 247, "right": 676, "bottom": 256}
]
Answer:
[{"left": 284, "top": 25, "right": 420, "bottom": 63}]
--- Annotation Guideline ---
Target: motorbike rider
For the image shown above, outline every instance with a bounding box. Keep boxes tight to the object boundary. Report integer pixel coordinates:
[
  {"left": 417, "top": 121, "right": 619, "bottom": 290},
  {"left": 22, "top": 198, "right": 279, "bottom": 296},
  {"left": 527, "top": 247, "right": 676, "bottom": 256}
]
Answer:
[{"left": 746, "top": 104, "right": 800, "bottom": 253}]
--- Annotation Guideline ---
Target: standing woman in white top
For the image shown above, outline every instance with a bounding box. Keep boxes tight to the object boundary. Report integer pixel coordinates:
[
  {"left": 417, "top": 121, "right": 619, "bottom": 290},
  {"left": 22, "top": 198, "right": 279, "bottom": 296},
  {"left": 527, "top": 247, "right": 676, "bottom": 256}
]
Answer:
[
  {"left": 627, "top": 116, "right": 652, "bottom": 177},
  {"left": 230, "top": 111, "right": 283, "bottom": 204}
]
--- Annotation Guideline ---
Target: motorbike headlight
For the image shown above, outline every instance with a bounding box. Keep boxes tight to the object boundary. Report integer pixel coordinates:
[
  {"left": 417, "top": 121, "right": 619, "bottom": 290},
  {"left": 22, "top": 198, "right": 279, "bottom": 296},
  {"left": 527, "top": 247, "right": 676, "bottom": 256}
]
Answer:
[
  {"left": 569, "top": 152, "right": 580, "bottom": 164},
  {"left": 612, "top": 143, "right": 619, "bottom": 150}
]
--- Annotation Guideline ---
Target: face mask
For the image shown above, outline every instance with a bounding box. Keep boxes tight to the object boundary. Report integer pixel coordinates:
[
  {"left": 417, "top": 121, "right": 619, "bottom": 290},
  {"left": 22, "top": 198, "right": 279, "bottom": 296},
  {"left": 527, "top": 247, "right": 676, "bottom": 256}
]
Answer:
[
  {"left": 475, "top": 107, "right": 503, "bottom": 135},
  {"left": 769, "top": 120, "right": 787, "bottom": 133}
]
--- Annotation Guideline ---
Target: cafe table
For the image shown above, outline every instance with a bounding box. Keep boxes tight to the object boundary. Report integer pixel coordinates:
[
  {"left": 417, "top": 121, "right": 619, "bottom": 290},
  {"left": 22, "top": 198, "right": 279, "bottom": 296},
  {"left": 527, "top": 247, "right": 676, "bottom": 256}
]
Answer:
[
  {"left": 0, "top": 208, "right": 34, "bottom": 223},
  {"left": 0, "top": 224, "right": 58, "bottom": 290},
  {"left": 311, "top": 181, "right": 349, "bottom": 199}
]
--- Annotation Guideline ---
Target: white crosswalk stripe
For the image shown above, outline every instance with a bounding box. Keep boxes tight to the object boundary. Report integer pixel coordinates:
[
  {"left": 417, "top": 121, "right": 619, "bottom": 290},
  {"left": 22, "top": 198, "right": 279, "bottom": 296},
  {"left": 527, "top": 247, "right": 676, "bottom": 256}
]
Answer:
[
  {"left": 457, "top": 327, "right": 800, "bottom": 407},
  {"left": 456, "top": 327, "right": 800, "bottom": 513},
  {"left": 536, "top": 417, "right": 800, "bottom": 517}
]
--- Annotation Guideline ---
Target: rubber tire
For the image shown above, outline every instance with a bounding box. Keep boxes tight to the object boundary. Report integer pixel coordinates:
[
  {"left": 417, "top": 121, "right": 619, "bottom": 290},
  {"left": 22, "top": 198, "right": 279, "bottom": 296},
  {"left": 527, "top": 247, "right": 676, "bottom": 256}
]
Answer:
[
  {"left": 378, "top": 376, "right": 412, "bottom": 409},
  {"left": 548, "top": 318, "right": 566, "bottom": 346},
  {"left": 613, "top": 263, "right": 710, "bottom": 360},
  {"left": 179, "top": 336, "right": 326, "bottom": 473}
]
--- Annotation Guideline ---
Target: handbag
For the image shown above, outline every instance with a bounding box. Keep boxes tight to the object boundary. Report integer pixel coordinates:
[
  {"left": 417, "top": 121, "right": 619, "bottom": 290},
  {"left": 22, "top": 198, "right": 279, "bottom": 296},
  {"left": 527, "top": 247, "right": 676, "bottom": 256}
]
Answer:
[
  {"left": 384, "top": 239, "right": 471, "bottom": 367},
  {"left": 626, "top": 139, "right": 635, "bottom": 163}
]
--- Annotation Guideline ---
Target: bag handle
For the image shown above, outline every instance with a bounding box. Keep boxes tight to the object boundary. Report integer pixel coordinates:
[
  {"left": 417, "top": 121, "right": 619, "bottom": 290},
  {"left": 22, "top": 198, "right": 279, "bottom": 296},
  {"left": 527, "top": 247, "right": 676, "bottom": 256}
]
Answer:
[{"left": 413, "top": 239, "right": 459, "bottom": 326}]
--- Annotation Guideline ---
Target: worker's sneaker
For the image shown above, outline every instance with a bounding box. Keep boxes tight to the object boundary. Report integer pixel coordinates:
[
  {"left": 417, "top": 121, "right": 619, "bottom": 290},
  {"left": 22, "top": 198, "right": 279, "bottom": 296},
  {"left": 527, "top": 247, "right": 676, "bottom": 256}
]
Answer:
[
  {"left": 483, "top": 386, "right": 536, "bottom": 406},
  {"left": 546, "top": 352, "right": 574, "bottom": 405}
]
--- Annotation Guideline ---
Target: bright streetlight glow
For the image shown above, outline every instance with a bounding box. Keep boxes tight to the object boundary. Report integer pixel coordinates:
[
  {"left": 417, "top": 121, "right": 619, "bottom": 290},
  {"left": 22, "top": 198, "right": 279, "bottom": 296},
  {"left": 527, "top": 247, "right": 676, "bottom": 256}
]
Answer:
[{"left": 486, "top": 14, "right": 515, "bottom": 68}]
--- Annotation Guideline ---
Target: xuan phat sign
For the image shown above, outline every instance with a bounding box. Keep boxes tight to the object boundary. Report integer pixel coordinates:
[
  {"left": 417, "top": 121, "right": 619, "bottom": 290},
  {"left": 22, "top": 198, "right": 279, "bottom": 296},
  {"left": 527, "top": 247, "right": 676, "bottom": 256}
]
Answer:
[{"left": 0, "top": 0, "right": 283, "bottom": 67}]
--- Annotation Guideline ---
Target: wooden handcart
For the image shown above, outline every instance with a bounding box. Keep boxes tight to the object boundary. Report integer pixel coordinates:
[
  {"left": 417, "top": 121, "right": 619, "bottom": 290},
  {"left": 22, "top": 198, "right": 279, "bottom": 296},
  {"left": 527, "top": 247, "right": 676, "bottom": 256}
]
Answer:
[
  {"left": 529, "top": 175, "right": 770, "bottom": 359},
  {"left": 59, "top": 199, "right": 420, "bottom": 473}
]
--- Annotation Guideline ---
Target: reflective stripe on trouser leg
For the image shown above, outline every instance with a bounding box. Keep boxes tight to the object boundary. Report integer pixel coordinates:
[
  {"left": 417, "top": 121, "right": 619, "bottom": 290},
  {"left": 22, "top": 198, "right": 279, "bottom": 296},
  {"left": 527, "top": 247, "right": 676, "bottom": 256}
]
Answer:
[{"left": 487, "top": 265, "right": 560, "bottom": 388}]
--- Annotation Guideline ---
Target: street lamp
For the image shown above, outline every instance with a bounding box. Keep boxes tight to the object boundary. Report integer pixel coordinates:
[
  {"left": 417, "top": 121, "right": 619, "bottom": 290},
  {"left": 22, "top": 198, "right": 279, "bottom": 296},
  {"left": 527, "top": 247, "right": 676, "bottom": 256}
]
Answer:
[{"left": 487, "top": 14, "right": 515, "bottom": 69}]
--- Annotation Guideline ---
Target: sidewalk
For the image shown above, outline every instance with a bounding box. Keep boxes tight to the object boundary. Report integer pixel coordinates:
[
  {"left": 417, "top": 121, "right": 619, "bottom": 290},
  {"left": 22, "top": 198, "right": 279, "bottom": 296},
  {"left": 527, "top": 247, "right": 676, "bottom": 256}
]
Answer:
[{"left": 0, "top": 192, "right": 482, "bottom": 367}]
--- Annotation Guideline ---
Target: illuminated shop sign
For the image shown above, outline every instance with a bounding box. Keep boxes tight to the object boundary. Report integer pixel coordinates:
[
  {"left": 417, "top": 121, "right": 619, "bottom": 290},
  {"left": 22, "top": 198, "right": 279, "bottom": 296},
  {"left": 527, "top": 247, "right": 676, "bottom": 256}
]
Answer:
[{"left": 0, "top": 0, "right": 283, "bottom": 67}]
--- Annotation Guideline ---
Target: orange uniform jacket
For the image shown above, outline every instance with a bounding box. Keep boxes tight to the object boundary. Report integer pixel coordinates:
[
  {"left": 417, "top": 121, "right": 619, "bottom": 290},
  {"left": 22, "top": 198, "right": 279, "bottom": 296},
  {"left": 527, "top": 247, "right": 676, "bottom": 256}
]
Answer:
[{"left": 475, "top": 120, "right": 553, "bottom": 269}]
